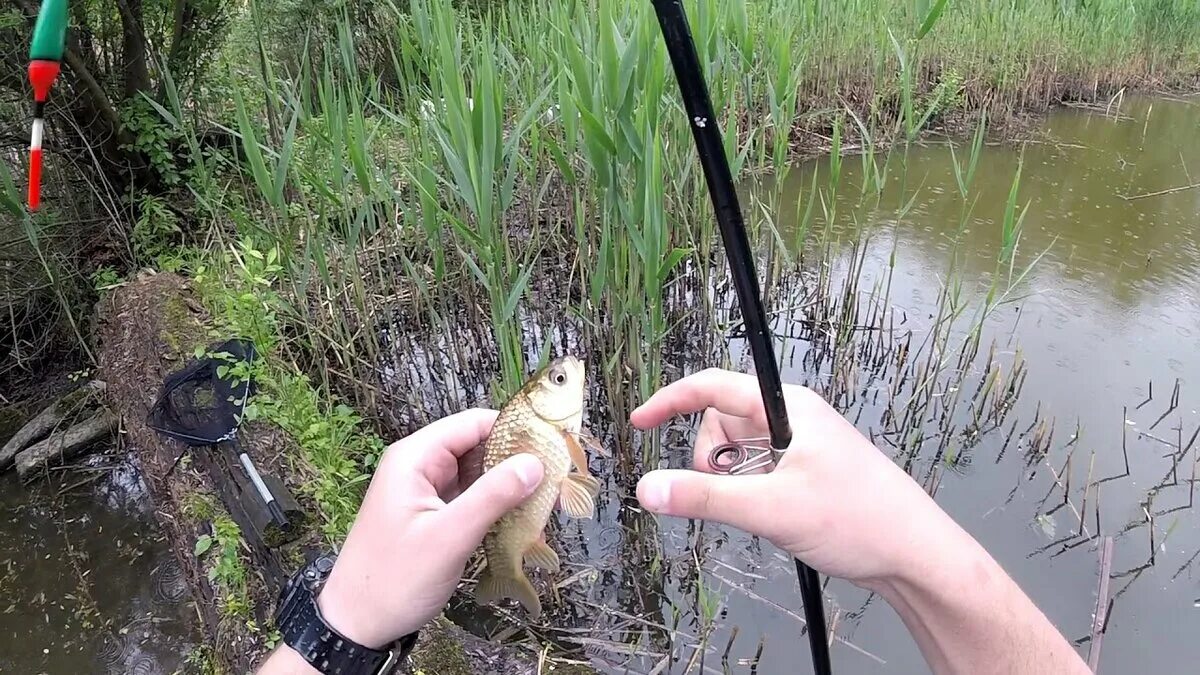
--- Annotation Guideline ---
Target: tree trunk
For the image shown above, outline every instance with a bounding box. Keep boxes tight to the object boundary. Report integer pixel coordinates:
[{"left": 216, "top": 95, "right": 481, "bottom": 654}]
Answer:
[
  {"left": 14, "top": 409, "right": 118, "bottom": 479},
  {"left": 116, "top": 0, "right": 153, "bottom": 99},
  {"left": 0, "top": 381, "right": 106, "bottom": 471}
]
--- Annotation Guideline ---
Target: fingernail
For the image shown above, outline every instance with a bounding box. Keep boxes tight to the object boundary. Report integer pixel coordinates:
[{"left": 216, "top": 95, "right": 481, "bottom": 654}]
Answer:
[
  {"left": 512, "top": 454, "right": 544, "bottom": 493},
  {"left": 638, "top": 475, "right": 671, "bottom": 512}
]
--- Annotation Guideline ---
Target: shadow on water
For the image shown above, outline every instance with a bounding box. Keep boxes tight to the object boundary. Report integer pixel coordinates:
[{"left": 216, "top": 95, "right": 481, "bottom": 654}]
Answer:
[
  {"left": 415, "top": 94, "right": 1200, "bottom": 673},
  {"left": 0, "top": 453, "right": 201, "bottom": 674}
]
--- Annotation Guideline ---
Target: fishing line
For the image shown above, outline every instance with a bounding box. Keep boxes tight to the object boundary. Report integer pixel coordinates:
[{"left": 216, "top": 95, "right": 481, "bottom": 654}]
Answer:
[{"left": 648, "top": 1, "right": 833, "bottom": 673}]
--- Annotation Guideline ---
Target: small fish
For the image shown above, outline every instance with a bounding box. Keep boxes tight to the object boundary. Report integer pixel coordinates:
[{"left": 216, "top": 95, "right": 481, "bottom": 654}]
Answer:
[{"left": 473, "top": 355, "right": 603, "bottom": 620}]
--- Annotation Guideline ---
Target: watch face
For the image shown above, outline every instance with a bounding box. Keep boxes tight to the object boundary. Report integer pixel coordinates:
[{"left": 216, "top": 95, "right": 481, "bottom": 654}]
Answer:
[{"left": 314, "top": 556, "right": 336, "bottom": 575}]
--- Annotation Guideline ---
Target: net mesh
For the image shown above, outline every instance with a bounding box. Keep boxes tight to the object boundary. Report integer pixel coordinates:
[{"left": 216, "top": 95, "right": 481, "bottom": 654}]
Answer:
[{"left": 147, "top": 338, "right": 257, "bottom": 446}]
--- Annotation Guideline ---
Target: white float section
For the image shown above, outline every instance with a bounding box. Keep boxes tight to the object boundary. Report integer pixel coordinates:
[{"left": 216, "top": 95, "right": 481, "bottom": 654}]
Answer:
[{"left": 30, "top": 118, "right": 44, "bottom": 150}]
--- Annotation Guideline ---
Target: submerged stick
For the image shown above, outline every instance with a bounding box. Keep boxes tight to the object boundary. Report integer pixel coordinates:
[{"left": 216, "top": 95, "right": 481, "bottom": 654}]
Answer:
[
  {"left": 1118, "top": 181, "right": 1200, "bottom": 201},
  {"left": 1087, "top": 536, "right": 1115, "bottom": 672}
]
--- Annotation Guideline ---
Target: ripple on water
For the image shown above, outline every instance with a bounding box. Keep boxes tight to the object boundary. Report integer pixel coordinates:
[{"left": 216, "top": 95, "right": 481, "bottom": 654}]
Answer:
[
  {"left": 96, "top": 633, "right": 130, "bottom": 674},
  {"left": 129, "top": 655, "right": 160, "bottom": 675},
  {"left": 151, "top": 559, "right": 189, "bottom": 606}
]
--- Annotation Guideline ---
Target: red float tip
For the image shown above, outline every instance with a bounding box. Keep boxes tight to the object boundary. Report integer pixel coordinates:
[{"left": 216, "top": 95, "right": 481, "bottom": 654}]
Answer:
[
  {"left": 29, "top": 60, "right": 61, "bottom": 103},
  {"left": 28, "top": 147, "right": 43, "bottom": 211}
]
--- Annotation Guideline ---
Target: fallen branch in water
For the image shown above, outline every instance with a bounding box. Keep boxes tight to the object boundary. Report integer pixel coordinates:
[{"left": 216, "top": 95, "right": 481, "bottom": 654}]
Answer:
[
  {"left": 1118, "top": 182, "right": 1200, "bottom": 201},
  {"left": 14, "top": 409, "right": 118, "bottom": 479},
  {"left": 0, "top": 381, "right": 107, "bottom": 471},
  {"left": 1087, "top": 536, "right": 1114, "bottom": 672}
]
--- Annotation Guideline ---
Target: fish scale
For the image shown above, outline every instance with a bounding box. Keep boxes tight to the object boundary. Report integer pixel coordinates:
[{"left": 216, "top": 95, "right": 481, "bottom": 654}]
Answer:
[{"left": 481, "top": 401, "right": 574, "bottom": 569}]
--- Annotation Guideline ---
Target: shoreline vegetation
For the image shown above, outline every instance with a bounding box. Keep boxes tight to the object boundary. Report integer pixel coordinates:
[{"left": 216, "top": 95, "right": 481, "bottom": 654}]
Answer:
[{"left": 3, "top": 0, "right": 1200, "bottom": 672}]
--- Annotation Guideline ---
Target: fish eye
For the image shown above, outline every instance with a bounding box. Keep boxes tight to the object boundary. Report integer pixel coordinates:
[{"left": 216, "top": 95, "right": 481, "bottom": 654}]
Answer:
[{"left": 551, "top": 368, "right": 566, "bottom": 385}]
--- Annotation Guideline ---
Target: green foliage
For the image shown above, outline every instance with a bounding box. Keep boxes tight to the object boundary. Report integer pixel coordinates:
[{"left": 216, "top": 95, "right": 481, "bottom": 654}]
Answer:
[
  {"left": 120, "top": 98, "right": 185, "bottom": 187},
  {"left": 90, "top": 266, "right": 125, "bottom": 292},
  {"left": 130, "top": 194, "right": 183, "bottom": 264},
  {"left": 193, "top": 514, "right": 252, "bottom": 620},
  {"left": 192, "top": 237, "right": 383, "bottom": 543},
  {"left": 182, "top": 644, "right": 222, "bottom": 675}
]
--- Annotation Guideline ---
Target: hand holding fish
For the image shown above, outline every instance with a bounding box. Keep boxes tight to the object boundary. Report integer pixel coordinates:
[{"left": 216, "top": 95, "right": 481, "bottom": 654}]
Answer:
[{"left": 313, "top": 408, "right": 545, "bottom": 650}]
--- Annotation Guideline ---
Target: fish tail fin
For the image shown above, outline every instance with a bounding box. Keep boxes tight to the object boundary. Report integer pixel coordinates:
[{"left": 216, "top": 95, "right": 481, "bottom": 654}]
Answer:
[{"left": 474, "top": 561, "right": 542, "bottom": 620}]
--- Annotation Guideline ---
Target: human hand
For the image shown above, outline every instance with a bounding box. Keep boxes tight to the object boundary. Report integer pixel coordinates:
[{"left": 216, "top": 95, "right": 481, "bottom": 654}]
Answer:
[
  {"left": 314, "top": 409, "right": 544, "bottom": 649},
  {"left": 632, "top": 368, "right": 960, "bottom": 587}
]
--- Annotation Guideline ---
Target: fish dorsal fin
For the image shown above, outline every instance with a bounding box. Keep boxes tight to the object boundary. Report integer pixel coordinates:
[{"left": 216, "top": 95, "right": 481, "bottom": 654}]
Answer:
[
  {"left": 559, "top": 473, "right": 599, "bottom": 518},
  {"left": 524, "top": 539, "right": 560, "bottom": 572}
]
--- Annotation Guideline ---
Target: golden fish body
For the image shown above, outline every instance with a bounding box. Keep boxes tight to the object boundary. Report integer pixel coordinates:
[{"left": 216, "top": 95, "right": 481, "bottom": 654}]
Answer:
[{"left": 473, "top": 355, "right": 601, "bottom": 620}]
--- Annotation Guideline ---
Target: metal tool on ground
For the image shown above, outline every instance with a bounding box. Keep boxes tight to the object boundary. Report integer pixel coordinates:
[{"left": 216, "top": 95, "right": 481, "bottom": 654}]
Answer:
[
  {"left": 649, "top": 1, "right": 833, "bottom": 673},
  {"left": 147, "top": 338, "right": 292, "bottom": 534},
  {"left": 26, "top": 0, "right": 69, "bottom": 211}
]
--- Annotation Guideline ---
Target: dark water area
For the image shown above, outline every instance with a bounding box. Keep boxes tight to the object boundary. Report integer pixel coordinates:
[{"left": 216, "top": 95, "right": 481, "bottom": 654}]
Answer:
[
  {"left": 0, "top": 455, "right": 200, "bottom": 674},
  {"left": 440, "top": 94, "right": 1200, "bottom": 674}
]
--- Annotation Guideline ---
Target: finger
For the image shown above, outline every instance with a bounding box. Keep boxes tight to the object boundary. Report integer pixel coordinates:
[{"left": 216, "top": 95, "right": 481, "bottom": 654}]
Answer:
[
  {"left": 439, "top": 453, "right": 545, "bottom": 556},
  {"left": 631, "top": 368, "right": 768, "bottom": 430},
  {"left": 386, "top": 409, "right": 498, "bottom": 492},
  {"left": 689, "top": 409, "right": 729, "bottom": 472},
  {"left": 400, "top": 408, "right": 499, "bottom": 458},
  {"left": 635, "top": 469, "right": 775, "bottom": 537}
]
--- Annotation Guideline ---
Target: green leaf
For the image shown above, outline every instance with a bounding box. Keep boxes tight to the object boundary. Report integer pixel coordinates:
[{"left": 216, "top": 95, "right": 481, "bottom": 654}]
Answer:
[
  {"left": 916, "top": 0, "right": 949, "bottom": 40},
  {"left": 194, "top": 535, "right": 213, "bottom": 557},
  {"left": 576, "top": 102, "right": 617, "bottom": 156},
  {"left": 500, "top": 262, "right": 535, "bottom": 323},
  {"left": 657, "top": 247, "right": 693, "bottom": 287}
]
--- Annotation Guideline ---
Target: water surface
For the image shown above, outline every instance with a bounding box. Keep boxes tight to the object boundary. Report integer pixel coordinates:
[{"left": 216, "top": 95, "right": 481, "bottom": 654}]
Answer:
[
  {"left": 717, "top": 93, "right": 1200, "bottom": 674},
  {"left": 0, "top": 455, "right": 200, "bottom": 674}
]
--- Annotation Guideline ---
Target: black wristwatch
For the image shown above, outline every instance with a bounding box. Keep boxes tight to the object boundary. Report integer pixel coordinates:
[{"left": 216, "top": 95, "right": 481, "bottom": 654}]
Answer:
[{"left": 274, "top": 553, "right": 418, "bottom": 674}]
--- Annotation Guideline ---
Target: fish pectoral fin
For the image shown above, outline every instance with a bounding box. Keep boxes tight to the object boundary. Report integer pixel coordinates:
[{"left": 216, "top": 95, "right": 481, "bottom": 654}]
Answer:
[
  {"left": 562, "top": 430, "right": 591, "bottom": 474},
  {"left": 474, "top": 566, "right": 543, "bottom": 620},
  {"left": 575, "top": 429, "right": 610, "bottom": 457},
  {"left": 523, "top": 539, "right": 560, "bottom": 573},
  {"left": 559, "top": 473, "right": 599, "bottom": 518}
]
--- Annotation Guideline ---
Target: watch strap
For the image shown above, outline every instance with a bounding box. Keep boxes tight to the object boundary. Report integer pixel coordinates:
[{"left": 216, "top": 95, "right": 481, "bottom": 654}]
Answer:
[
  {"left": 275, "top": 554, "right": 419, "bottom": 675},
  {"left": 278, "top": 586, "right": 401, "bottom": 674}
]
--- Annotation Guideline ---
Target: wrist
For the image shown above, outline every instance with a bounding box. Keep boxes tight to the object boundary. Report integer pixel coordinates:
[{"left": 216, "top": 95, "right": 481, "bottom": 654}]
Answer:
[
  {"left": 858, "top": 500, "right": 989, "bottom": 598},
  {"left": 314, "top": 567, "right": 390, "bottom": 650}
]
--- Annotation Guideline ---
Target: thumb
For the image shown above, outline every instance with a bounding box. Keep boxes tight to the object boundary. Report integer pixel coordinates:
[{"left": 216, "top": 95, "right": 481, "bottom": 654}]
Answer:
[
  {"left": 442, "top": 453, "right": 544, "bottom": 550},
  {"left": 636, "top": 469, "right": 774, "bottom": 536}
]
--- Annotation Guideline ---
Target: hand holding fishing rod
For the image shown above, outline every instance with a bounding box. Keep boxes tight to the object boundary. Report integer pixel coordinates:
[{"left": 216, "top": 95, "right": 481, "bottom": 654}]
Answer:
[
  {"left": 631, "top": 369, "right": 1094, "bottom": 675},
  {"left": 632, "top": 369, "right": 951, "bottom": 583}
]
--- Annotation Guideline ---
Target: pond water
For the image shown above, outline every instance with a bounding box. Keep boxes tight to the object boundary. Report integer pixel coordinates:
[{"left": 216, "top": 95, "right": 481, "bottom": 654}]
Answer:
[
  {"left": 751, "top": 93, "right": 1200, "bottom": 674},
  {"left": 441, "top": 94, "right": 1200, "bottom": 674},
  {"left": 0, "top": 455, "right": 200, "bottom": 674}
]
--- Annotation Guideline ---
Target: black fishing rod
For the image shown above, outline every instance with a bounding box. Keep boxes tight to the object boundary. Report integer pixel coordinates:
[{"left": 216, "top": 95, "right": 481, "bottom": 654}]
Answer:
[{"left": 648, "top": 1, "right": 833, "bottom": 673}]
